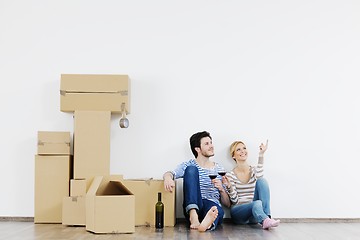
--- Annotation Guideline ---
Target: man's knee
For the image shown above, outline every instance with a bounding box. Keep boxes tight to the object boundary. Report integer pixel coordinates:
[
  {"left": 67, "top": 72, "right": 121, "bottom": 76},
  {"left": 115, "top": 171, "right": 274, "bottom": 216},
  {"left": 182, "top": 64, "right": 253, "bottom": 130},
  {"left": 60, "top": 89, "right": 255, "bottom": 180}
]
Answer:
[{"left": 184, "top": 165, "right": 198, "bottom": 176}]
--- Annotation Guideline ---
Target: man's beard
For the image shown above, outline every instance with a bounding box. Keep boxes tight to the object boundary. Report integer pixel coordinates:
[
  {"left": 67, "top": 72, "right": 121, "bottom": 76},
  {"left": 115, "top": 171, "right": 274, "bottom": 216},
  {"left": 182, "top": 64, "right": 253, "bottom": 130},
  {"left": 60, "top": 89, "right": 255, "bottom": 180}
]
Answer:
[{"left": 201, "top": 149, "right": 214, "bottom": 158}]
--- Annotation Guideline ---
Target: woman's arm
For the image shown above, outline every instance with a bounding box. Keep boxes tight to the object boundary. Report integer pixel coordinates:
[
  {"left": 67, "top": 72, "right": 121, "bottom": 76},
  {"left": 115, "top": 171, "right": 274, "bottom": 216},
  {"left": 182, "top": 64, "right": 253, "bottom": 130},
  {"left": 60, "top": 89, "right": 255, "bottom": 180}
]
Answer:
[
  {"left": 223, "top": 174, "right": 239, "bottom": 205},
  {"left": 258, "top": 140, "right": 268, "bottom": 165},
  {"left": 212, "top": 177, "right": 231, "bottom": 207},
  {"left": 219, "top": 184, "right": 231, "bottom": 208}
]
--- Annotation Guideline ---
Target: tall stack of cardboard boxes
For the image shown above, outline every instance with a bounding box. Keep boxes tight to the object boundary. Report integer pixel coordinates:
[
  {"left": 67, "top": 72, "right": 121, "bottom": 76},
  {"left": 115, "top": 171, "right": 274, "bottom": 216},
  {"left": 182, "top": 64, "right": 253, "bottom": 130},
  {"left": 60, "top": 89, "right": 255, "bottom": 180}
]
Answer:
[
  {"left": 34, "top": 74, "right": 176, "bottom": 234},
  {"left": 35, "top": 131, "right": 72, "bottom": 223}
]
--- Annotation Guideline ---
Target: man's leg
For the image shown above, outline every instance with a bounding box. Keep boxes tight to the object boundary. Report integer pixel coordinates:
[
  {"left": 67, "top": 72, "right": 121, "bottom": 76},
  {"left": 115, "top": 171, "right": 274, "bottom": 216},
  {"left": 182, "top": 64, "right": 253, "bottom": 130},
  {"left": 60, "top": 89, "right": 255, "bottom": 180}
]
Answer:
[
  {"left": 198, "top": 199, "right": 224, "bottom": 231},
  {"left": 182, "top": 165, "right": 203, "bottom": 229}
]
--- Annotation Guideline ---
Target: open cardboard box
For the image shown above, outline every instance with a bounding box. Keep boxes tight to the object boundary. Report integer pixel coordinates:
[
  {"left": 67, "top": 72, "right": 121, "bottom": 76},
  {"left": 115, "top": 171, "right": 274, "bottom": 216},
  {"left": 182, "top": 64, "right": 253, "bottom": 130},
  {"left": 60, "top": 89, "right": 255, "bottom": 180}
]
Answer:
[{"left": 86, "top": 175, "right": 135, "bottom": 234}]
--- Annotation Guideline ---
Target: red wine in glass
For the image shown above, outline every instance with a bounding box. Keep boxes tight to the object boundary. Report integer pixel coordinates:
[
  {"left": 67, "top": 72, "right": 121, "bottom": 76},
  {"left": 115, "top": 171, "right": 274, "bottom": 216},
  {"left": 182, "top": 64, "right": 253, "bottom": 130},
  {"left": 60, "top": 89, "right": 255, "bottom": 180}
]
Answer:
[
  {"left": 218, "top": 171, "right": 226, "bottom": 176},
  {"left": 209, "top": 174, "right": 217, "bottom": 180}
]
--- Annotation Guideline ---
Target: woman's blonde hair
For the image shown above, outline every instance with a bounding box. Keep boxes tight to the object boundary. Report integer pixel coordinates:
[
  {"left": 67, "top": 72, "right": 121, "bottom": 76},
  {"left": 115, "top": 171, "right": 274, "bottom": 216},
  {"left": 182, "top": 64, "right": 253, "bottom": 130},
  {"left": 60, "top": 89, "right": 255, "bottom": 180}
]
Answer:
[{"left": 229, "top": 141, "right": 245, "bottom": 161}]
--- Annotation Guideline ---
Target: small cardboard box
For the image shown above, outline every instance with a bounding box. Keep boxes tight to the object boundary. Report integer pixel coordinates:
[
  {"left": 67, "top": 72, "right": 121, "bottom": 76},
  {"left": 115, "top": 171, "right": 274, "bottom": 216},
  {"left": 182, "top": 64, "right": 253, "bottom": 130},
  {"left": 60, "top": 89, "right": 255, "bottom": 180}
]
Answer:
[
  {"left": 37, "top": 131, "right": 71, "bottom": 155},
  {"left": 86, "top": 176, "right": 135, "bottom": 234},
  {"left": 62, "top": 196, "right": 86, "bottom": 226},
  {"left": 70, "top": 179, "right": 87, "bottom": 197},
  {"left": 60, "top": 74, "right": 130, "bottom": 113},
  {"left": 122, "top": 179, "right": 176, "bottom": 227},
  {"left": 34, "top": 155, "right": 72, "bottom": 223}
]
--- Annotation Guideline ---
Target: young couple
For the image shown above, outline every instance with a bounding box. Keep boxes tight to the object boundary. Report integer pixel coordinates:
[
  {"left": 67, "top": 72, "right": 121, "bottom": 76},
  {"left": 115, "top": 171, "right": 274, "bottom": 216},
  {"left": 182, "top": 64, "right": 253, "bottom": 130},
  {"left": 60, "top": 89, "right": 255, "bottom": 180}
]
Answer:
[{"left": 163, "top": 131, "right": 280, "bottom": 232}]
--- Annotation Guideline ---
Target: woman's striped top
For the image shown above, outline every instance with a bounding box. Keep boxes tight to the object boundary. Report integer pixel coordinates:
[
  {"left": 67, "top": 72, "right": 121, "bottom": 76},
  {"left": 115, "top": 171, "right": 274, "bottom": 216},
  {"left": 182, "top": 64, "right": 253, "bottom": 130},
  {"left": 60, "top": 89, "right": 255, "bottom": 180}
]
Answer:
[{"left": 226, "top": 163, "right": 264, "bottom": 205}]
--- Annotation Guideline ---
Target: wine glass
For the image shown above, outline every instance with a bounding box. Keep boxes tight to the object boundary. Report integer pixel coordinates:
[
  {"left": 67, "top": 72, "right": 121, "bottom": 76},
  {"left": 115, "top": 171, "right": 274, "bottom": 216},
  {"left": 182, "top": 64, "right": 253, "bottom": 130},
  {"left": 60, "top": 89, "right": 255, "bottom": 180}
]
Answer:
[
  {"left": 208, "top": 169, "right": 217, "bottom": 190},
  {"left": 208, "top": 169, "right": 218, "bottom": 180},
  {"left": 217, "top": 166, "right": 226, "bottom": 177}
]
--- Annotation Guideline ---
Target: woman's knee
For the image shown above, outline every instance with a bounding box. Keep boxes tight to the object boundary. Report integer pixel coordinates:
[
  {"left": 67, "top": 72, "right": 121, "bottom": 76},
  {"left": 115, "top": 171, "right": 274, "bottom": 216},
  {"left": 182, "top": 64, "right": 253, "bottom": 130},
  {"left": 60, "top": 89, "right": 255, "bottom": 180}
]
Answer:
[
  {"left": 230, "top": 206, "right": 247, "bottom": 224},
  {"left": 256, "top": 178, "right": 269, "bottom": 188},
  {"left": 230, "top": 204, "right": 244, "bottom": 218}
]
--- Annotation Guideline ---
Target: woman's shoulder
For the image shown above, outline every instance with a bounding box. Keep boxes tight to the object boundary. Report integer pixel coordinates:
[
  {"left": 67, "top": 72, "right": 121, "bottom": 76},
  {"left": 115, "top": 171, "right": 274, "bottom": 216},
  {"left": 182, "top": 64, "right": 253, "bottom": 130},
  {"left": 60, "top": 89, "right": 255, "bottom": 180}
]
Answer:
[
  {"left": 249, "top": 165, "right": 258, "bottom": 172},
  {"left": 226, "top": 170, "right": 236, "bottom": 178}
]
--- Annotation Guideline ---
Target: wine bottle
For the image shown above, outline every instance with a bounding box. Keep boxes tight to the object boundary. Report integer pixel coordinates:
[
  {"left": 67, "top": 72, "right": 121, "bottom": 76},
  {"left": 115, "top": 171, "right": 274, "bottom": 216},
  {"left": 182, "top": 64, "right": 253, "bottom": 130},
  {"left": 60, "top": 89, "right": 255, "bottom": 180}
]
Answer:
[{"left": 155, "top": 192, "right": 164, "bottom": 229}]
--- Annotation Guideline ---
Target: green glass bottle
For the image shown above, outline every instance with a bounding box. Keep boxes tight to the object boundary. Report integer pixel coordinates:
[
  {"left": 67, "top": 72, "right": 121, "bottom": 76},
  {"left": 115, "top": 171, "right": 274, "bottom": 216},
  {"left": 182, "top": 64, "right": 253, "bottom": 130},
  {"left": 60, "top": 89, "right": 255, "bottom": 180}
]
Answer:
[{"left": 155, "top": 192, "right": 164, "bottom": 229}]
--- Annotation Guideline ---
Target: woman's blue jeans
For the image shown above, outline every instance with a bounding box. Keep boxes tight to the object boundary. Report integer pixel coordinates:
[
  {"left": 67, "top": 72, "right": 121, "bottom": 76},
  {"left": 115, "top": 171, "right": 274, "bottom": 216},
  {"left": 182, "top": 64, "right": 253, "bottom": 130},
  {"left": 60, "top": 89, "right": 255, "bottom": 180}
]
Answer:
[
  {"left": 182, "top": 165, "right": 224, "bottom": 230},
  {"left": 230, "top": 177, "right": 271, "bottom": 224}
]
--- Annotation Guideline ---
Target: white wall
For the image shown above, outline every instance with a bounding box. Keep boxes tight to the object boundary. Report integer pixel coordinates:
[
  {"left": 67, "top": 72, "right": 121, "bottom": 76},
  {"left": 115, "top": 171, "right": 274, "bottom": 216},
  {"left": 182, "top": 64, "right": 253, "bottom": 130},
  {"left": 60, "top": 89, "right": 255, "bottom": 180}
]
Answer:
[{"left": 1, "top": 0, "right": 359, "bottom": 219}]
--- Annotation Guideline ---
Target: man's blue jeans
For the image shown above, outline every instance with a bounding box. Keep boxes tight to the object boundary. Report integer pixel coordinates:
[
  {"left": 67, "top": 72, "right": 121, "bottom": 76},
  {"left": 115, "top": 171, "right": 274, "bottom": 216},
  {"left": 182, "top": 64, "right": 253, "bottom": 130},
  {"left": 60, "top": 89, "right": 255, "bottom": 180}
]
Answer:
[
  {"left": 182, "top": 165, "right": 224, "bottom": 230},
  {"left": 230, "top": 177, "right": 271, "bottom": 224}
]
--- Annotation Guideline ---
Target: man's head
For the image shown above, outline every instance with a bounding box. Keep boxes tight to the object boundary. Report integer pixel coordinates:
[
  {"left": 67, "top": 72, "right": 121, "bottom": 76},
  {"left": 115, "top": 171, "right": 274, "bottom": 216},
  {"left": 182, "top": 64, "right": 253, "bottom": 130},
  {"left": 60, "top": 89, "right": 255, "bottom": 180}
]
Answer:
[{"left": 190, "top": 131, "right": 214, "bottom": 158}]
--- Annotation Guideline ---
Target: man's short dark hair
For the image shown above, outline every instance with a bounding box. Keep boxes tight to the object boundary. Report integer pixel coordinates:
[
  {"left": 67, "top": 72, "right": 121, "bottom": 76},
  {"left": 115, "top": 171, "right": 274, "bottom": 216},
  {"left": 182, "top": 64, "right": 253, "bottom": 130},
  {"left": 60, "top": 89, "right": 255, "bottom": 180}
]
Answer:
[{"left": 189, "top": 131, "right": 212, "bottom": 158}]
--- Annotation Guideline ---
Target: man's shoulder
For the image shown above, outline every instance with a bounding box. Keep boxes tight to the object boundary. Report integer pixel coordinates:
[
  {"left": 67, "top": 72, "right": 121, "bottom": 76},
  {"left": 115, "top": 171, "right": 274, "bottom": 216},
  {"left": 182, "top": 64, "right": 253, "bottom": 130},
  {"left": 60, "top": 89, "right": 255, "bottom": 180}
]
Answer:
[
  {"left": 177, "top": 159, "right": 196, "bottom": 166},
  {"left": 184, "top": 159, "right": 196, "bottom": 163}
]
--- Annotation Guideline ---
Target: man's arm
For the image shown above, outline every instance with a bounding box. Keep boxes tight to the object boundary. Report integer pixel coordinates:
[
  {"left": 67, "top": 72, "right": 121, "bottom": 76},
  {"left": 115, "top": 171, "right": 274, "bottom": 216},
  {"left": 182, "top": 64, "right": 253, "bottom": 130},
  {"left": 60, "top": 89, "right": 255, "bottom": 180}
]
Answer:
[{"left": 163, "top": 171, "right": 175, "bottom": 193}]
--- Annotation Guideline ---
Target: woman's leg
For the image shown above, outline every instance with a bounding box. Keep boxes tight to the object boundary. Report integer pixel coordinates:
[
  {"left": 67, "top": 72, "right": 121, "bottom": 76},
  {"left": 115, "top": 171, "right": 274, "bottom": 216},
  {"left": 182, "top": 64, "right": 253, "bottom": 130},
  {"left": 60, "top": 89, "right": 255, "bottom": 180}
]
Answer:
[
  {"left": 250, "top": 200, "right": 269, "bottom": 223},
  {"left": 253, "top": 178, "right": 280, "bottom": 229},
  {"left": 231, "top": 178, "right": 271, "bottom": 225},
  {"left": 253, "top": 178, "right": 271, "bottom": 217},
  {"left": 230, "top": 202, "right": 255, "bottom": 224}
]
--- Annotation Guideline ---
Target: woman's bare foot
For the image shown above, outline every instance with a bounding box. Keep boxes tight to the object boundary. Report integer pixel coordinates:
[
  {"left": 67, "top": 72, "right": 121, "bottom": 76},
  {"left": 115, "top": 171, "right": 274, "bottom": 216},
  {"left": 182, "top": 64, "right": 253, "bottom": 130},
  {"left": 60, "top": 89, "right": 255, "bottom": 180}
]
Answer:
[
  {"left": 198, "top": 206, "right": 218, "bottom": 232},
  {"left": 189, "top": 209, "right": 201, "bottom": 229}
]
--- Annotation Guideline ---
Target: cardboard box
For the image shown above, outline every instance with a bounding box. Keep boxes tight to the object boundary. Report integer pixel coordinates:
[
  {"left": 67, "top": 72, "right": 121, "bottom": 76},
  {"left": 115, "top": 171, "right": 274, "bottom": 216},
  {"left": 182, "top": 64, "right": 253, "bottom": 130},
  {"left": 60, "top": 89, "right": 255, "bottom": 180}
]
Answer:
[
  {"left": 70, "top": 179, "right": 87, "bottom": 197},
  {"left": 60, "top": 74, "right": 130, "bottom": 113},
  {"left": 86, "top": 175, "right": 135, "bottom": 234},
  {"left": 37, "top": 131, "right": 71, "bottom": 155},
  {"left": 73, "top": 111, "right": 111, "bottom": 190},
  {"left": 62, "top": 196, "right": 86, "bottom": 226},
  {"left": 34, "top": 155, "right": 72, "bottom": 223},
  {"left": 122, "top": 179, "right": 176, "bottom": 227}
]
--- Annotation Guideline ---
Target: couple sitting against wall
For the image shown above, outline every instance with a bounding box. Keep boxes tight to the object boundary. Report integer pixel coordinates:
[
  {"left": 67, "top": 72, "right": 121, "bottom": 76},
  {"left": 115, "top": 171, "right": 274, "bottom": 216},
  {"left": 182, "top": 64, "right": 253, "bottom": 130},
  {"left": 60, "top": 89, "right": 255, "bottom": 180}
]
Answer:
[{"left": 163, "top": 131, "right": 280, "bottom": 232}]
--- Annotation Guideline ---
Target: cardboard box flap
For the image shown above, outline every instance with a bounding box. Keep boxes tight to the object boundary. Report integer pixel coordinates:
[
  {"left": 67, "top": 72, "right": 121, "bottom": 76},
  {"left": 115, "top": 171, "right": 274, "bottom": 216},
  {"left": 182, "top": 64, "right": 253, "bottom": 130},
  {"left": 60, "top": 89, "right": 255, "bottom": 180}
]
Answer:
[
  {"left": 100, "top": 181, "right": 133, "bottom": 196},
  {"left": 60, "top": 74, "right": 129, "bottom": 94},
  {"left": 37, "top": 131, "right": 71, "bottom": 145},
  {"left": 38, "top": 141, "right": 70, "bottom": 146},
  {"left": 124, "top": 178, "right": 153, "bottom": 186},
  {"left": 86, "top": 176, "right": 103, "bottom": 196},
  {"left": 87, "top": 175, "right": 125, "bottom": 196}
]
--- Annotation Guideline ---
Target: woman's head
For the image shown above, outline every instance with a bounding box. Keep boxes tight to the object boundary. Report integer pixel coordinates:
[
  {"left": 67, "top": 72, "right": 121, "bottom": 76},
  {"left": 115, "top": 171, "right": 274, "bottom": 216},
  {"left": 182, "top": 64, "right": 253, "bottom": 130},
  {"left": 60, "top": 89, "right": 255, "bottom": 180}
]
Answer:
[{"left": 230, "top": 141, "right": 247, "bottom": 162}]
